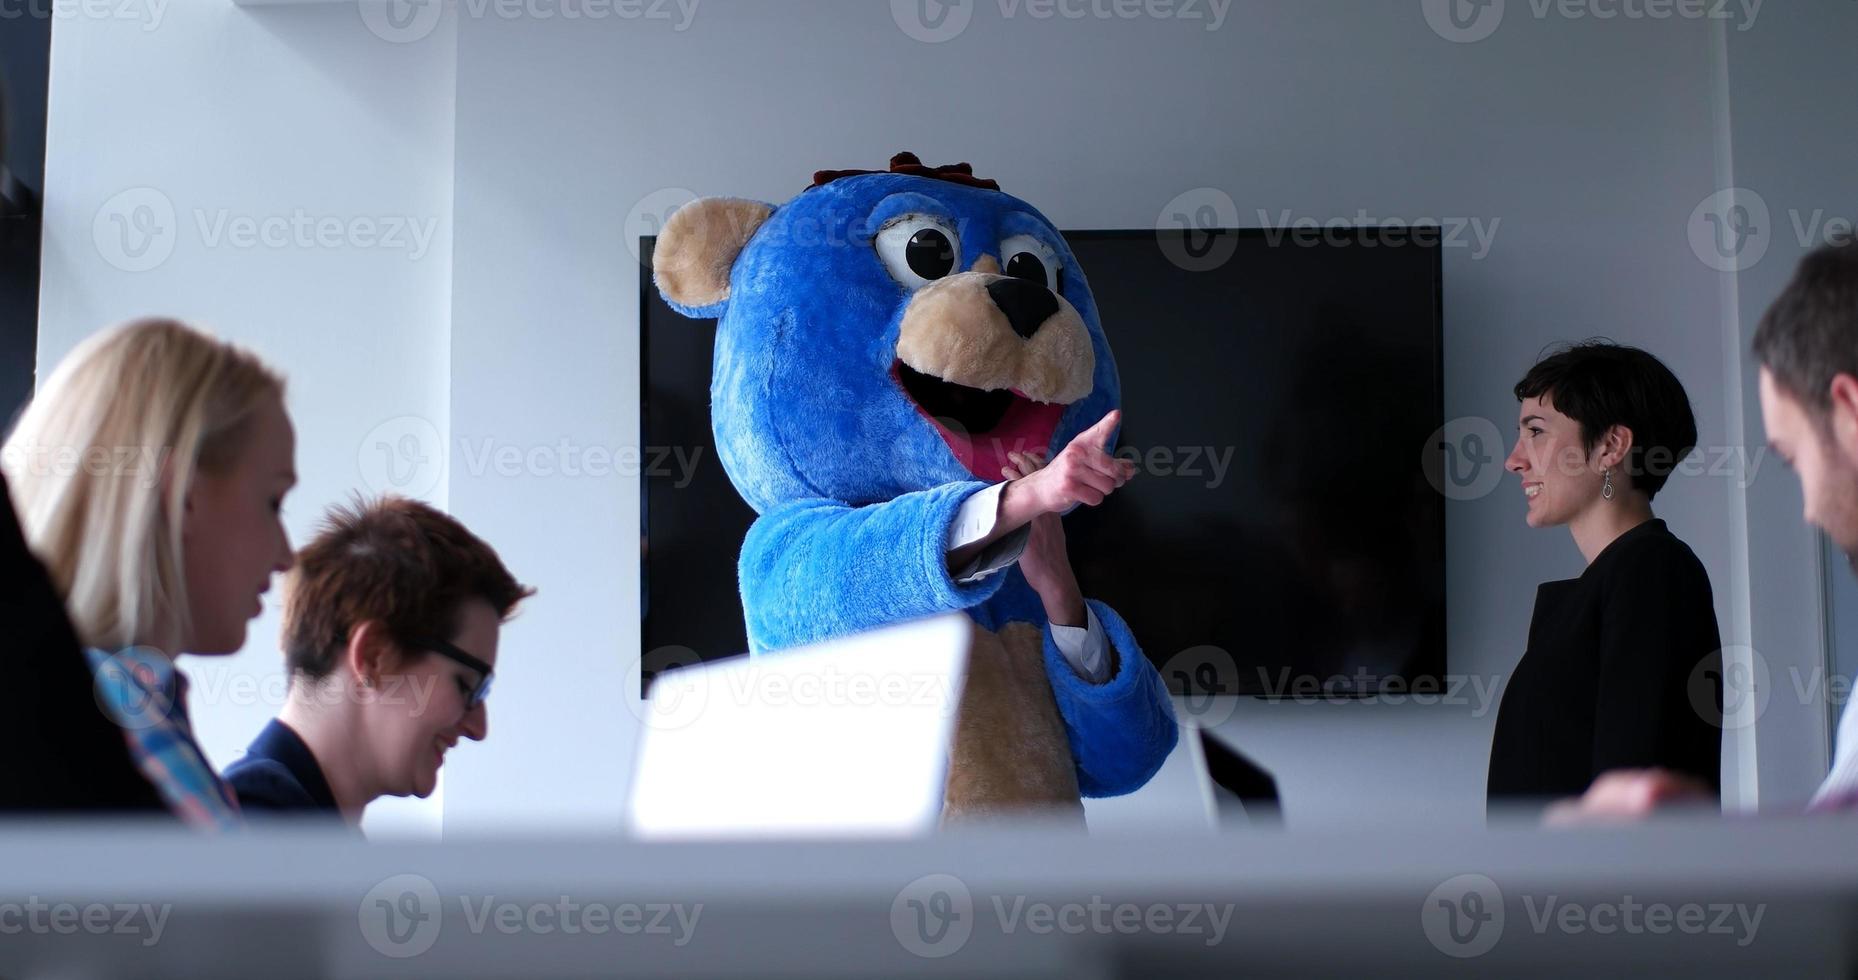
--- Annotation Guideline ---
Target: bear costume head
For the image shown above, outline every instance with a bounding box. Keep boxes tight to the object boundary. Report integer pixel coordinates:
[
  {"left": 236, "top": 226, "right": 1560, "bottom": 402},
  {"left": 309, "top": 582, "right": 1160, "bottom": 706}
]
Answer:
[{"left": 653, "top": 152, "right": 1122, "bottom": 511}]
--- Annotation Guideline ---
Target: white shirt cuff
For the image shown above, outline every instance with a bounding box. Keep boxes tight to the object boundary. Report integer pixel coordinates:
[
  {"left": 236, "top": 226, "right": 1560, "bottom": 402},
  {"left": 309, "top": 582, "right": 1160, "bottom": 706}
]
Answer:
[
  {"left": 1050, "top": 607, "right": 1111, "bottom": 683},
  {"left": 945, "top": 483, "right": 1028, "bottom": 584},
  {"left": 946, "top": 483, "right": 1004, "bottom": 549}
]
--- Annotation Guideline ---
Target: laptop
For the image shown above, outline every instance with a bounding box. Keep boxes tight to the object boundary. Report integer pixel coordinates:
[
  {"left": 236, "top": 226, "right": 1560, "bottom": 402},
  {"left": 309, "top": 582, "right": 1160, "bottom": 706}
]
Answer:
[{"left": 628, "top": 613, "right": 971, "bottom": 839}]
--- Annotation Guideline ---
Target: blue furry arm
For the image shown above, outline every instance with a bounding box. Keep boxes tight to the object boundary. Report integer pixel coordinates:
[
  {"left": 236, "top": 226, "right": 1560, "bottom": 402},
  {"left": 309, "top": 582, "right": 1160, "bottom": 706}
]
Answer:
[
  {"left": 1043, "top": 599, "right": 1178, "bottom": 797},
  {"left": 740, "top": 482, "right": 1004, "bottom": 652}
]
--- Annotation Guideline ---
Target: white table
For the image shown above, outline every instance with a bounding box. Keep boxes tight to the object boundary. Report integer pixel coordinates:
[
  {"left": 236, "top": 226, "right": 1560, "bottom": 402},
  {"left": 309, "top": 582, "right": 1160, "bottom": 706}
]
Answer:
[{"left": 0, "top": 813, "right": 1853, "bottom": 978}]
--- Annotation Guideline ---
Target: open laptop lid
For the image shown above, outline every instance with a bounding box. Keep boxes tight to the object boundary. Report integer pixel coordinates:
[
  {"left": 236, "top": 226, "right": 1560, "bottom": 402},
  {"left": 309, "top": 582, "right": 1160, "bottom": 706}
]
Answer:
[{"left": 629, "top": 613, "right": 971, "bottom": 839}]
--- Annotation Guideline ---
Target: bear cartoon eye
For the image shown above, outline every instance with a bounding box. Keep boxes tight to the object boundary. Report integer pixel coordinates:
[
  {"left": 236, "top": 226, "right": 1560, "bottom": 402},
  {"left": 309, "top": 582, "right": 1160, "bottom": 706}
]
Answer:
[
  {"left": 1000, "top": 234, "right": 1062, "bottom": 295},
  {"left": 876, "top": 215, "right": 961, "bottom": 290}
]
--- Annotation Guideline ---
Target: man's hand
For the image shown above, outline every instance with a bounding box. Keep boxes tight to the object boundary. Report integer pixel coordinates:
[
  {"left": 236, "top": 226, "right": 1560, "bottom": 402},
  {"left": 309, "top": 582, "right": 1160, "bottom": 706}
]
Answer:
[
  {"left": 945, "top": 409, "right": 1134, "bottom": 579},
  {"left": 1541, "top": 768, "right": 1715, "bottom": 827},
  {"left": 1000, "top": 451, "right": 1086, "bottom": 627},
  {"left": 998, "top": 410, "right": 1135, "bottom": 528}
]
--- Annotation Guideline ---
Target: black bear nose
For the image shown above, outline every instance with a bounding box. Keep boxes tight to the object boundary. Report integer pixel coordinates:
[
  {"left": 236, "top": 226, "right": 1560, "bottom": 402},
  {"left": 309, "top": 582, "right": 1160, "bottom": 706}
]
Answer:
[{"left": 986, "top": 276, "right": 1058, "bottom": 340}]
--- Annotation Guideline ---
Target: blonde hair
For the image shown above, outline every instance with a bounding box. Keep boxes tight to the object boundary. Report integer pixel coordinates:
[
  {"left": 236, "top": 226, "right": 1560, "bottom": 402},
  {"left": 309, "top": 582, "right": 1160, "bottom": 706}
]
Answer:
[{"left": 2, "top": 318, "right": 286, "bottom": 653}]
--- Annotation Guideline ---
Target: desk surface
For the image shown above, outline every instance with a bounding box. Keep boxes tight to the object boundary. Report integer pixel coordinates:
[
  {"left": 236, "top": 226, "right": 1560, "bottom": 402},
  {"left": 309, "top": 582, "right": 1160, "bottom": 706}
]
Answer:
[{"left": 0, "top": 814, "right": 1853, "bottom": 978}]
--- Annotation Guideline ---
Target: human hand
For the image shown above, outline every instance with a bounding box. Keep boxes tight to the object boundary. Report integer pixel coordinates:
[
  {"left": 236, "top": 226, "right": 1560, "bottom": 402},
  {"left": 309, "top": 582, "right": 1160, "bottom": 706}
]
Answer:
[
  {"left": 999, "top": 410, "right": 1134, "bottom": 523},
  {"left": 1542, "top": 768, "right": 1714, "bottom": 827},
  {"left": 1001, "top": 450, "right": 1085, "bottom": 627}
]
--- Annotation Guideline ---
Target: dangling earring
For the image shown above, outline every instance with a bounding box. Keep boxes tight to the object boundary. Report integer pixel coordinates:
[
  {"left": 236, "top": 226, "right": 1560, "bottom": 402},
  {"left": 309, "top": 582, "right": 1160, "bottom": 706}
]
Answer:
[{"left": 1602, "top": 468, "right": 1614, "bottom": 501}]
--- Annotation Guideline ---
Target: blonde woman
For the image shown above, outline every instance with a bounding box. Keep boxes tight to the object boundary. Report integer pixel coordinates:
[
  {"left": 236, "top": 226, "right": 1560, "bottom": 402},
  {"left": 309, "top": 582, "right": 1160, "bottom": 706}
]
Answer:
[{"left": 3, "top": 318, "right": 297, "bottom": 829}]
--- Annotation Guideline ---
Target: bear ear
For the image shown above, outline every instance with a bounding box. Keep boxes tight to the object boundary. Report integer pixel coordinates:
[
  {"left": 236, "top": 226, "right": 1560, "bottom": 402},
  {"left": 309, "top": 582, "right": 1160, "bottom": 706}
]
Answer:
[{"left": 652, "top": 197, "right": 774, "bottom": 318}]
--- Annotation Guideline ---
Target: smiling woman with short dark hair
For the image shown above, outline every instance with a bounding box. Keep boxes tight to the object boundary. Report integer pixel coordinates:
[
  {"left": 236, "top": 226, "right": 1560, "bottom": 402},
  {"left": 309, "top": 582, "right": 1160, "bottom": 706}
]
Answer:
[{"left": 1486, "top": 341, "right": 1724, "bottom": 809}]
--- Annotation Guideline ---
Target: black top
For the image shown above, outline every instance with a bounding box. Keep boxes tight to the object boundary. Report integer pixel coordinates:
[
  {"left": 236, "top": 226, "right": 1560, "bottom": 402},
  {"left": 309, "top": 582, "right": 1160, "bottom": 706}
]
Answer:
[
  {"left": 1487, "top": 519, "right": 1724, "bottom": 804},
  {"left": 224, "top": 719, "right": 341, "bottom": 818},
  {"left": 0, "top": 472, "right": 169, "bottom": 816}
]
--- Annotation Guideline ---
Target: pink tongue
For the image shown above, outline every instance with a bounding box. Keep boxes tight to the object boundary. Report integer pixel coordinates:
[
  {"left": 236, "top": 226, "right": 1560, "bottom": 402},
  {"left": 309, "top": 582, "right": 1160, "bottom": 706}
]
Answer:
[{"left": 938, "top": 399, "right": 1067, "bottom": 480}]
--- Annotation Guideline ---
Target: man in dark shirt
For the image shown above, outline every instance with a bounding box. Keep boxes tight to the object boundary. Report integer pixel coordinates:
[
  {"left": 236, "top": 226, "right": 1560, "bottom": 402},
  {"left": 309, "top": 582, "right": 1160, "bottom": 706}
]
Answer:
[
  {"left": 224, "top": 496, "right": 530, "bottom": 825},
  {"left": 0, "top": 472, "right": 168, "bottom": 815}
]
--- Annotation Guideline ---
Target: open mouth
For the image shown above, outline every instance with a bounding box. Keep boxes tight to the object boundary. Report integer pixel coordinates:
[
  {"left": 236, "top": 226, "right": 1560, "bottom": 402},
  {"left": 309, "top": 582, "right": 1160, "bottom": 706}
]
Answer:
[{"left": 893, "top": 360, "right": 1068, "bottom": 480}]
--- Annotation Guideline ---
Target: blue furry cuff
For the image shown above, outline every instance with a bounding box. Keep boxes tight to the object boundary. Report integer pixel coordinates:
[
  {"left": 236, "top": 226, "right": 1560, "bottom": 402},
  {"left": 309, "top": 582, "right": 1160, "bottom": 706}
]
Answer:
[{"left": 1042, "top": 599, "right": 1180, "bottom": 798}]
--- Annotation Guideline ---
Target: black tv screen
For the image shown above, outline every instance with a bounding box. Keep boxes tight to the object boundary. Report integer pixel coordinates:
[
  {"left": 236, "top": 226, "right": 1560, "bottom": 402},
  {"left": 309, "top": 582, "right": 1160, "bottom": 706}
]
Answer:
[{"left": 641, "top": 228, "right": 1444, "bottom": 697}]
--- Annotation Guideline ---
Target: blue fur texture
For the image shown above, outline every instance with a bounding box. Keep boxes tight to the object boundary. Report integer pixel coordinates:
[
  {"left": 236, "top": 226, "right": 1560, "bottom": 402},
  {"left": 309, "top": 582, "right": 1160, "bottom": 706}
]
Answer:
[{"left": 668, "top": 169, "right": 1177, "bottom": 799}]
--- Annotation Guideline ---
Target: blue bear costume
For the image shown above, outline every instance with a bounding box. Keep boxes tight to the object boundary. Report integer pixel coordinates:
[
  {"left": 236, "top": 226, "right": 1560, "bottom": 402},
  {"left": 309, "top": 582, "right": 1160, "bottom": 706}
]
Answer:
[{"left": 653, "top": 153, "right": 1176, "bottom": 822}]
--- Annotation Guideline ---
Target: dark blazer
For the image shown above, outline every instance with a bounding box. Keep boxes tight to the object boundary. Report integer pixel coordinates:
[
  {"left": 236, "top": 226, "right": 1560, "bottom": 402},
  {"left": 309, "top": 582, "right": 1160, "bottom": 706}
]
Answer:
[
  {"left": 224, "top": 719, "right": 342, "bottom": 818},
  {"left": 1487, "top": 519, "right": 1724, "bottom": 804},
  {"left": 0, "top": 472, "right": 168, "bottom": 815}
]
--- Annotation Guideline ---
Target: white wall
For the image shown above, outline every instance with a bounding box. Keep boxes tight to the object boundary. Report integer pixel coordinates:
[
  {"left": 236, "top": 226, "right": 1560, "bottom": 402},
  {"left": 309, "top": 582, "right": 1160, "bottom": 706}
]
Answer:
[
  {"left": 1719, "top": 2, "right": 1858, "bottom": 804},
  {"left": 35, "top": 0, "right": 1846, "bottom": 832}
]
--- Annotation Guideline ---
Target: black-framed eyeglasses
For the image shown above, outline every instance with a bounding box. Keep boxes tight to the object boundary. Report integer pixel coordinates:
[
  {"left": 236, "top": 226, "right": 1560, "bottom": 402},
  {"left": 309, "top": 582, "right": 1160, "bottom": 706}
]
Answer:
[{"left": 411, "top": 636, "right": 494, "bottom": 710}]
